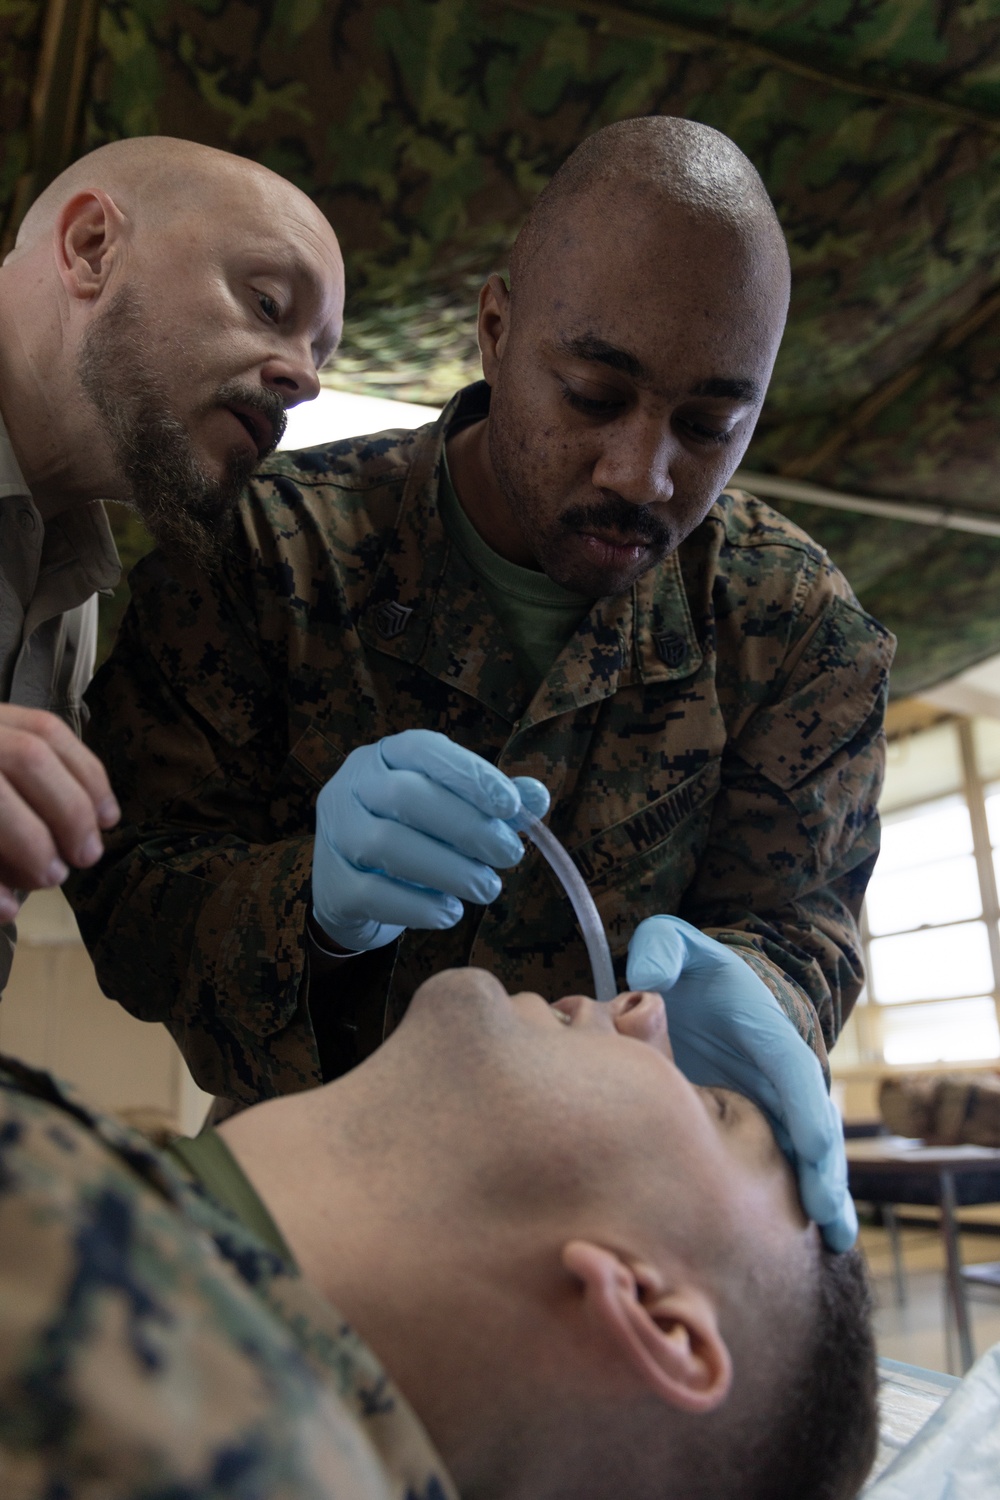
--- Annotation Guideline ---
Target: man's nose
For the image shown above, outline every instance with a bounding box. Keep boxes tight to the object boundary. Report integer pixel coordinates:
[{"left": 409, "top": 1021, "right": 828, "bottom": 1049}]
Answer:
[
  {"left": 591, "top": 420, "right": 675, "bottom": 507},
  {"left": 553, "top": 990, "right": 673, "bottom": 1056},
  {"left": 611, "top": 989, "right": 673, "bottom": 1057},
  {"left": 261, "top": 340, "right": 322, "bottom": 409}
]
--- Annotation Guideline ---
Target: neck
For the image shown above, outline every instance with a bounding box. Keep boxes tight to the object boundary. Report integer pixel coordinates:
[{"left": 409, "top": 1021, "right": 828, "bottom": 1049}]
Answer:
[
  {"left": 218, "top": 1071, "right": 562, "bottom": 1488},
  {"left": 0, "top": 272, "right": 122, "bottom": 518},
  {"left": 446, "top": 414, "right": 537, "bottom": 568}
]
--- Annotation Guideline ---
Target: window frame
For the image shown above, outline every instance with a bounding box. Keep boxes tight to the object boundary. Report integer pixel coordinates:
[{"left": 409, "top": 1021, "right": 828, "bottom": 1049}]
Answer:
[{"left": 856, "top": 717, "right": 1000, "bottom": 1066}]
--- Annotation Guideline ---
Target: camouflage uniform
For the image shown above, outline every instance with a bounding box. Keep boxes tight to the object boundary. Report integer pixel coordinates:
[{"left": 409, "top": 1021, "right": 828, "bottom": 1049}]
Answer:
[
  {"left": 0, "top": 1053, "right": 456, "bottom": 1499},
  {"left": 68, "top": 383, "right": 894, "bottom": 1104}
]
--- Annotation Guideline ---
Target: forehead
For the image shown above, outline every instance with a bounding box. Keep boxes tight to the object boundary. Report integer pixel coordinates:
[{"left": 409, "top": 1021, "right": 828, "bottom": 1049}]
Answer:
[
  {"left": 159, "top": 173, "right": 339, "bottom": 279},
  {"left": 520, "top": 196, "right": 783, "bottom": 378}
]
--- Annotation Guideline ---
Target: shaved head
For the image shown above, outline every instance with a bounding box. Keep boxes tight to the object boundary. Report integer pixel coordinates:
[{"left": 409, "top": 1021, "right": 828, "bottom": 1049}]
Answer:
[
  {"left": 510, "top": 114, "right": 788, "bottom": 296},
  {"left": 0, "top": 135, "right": 343, "bottom": 560},
  {"left": 9, "top": 136, "right": 335, "bottom": 262}
]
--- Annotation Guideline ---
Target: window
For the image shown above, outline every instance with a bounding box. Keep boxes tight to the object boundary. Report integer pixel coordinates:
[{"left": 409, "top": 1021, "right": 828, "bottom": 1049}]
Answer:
[{"left": 856, "top": 717, "right": 1000, "bottom": 1067}]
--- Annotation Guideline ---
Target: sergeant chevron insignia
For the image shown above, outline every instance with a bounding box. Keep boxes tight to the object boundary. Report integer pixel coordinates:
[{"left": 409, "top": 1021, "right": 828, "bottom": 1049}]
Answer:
[{"left": 372, "top": 600, "right": 413, "bottom": 639}]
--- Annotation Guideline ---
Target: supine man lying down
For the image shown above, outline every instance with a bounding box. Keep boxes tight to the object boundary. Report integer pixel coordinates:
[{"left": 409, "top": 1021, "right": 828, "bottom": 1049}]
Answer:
[{"left": 0, "top": 970, "right": 876, "bottom": 1500}]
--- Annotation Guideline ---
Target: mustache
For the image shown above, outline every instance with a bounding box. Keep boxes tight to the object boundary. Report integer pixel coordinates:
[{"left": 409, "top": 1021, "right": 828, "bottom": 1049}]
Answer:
[
  {"left": 560, "top": 494, "right": 671, "bottom": 549},
  {"left": 214, "top": 378, "right": 287, "bottom": 456}
]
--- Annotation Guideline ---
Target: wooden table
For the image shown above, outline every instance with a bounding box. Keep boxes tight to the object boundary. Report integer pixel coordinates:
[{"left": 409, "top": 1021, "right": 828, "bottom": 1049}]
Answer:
[{"left": 847, "top": 1136, "right": 1000, "bottom": 1373}]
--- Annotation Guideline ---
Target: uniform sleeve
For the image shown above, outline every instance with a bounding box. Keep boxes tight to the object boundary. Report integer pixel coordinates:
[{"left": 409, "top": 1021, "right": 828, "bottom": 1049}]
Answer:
[
  {"left": 680, "top": 582, "right": 895, "bottom": 1068},
  {"left": 66, "top": 548, "right": 324, "bottom": 1104},
  {"left": 0, "top": 1074, "right": 405, "bottom": 1499}
]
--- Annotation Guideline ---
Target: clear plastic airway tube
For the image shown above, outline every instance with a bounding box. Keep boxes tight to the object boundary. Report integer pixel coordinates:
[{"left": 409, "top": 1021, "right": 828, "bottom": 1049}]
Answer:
[{"left": 513, "top": 809, "right": 617, "bottom": 1002}]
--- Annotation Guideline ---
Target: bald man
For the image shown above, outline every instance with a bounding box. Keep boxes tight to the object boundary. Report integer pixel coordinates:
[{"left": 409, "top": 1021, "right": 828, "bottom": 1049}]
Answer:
[
  {"left": 72, "top": 118, "right": 891, "bottom": 1246},
  {"left": 0, "top": 137, "right": 344, "bottom": 991}
]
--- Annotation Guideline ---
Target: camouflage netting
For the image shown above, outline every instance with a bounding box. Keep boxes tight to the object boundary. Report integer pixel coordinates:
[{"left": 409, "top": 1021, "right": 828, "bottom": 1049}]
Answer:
[{"left": 5, "top": 0, "right": 1000, "bottom": 694}]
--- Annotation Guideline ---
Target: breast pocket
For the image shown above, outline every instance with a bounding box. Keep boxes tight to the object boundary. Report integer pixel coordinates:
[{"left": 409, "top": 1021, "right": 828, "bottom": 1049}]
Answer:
[
  {"left": 270, "top": 723, "right": 347, "bottom": 834},
  {"left": 568, "top": 758, "right": 722, "bottom": 954},
  {"left": 469, "top": 758, "right": 722, "bottom": 1000}
]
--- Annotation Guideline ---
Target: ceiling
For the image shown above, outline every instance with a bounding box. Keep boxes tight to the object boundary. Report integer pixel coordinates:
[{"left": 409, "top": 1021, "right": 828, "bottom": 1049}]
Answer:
[{"left": 6, "top": 0, "right": 1000, "bottom": 695}]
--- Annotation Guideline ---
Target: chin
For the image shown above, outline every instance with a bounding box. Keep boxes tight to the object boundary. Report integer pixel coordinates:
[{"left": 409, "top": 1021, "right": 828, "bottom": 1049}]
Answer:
[{"left": 546, "top": 553, "right": 653, "bottom": 600}]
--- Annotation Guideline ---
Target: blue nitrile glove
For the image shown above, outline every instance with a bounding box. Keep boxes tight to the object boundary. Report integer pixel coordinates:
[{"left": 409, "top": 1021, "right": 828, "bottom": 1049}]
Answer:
[
  {"left": 312, "top": 729, "right": 550, "bottom": 954},
  {"left": 627, "top": 915, "right": 856, "bottom": 1252}
]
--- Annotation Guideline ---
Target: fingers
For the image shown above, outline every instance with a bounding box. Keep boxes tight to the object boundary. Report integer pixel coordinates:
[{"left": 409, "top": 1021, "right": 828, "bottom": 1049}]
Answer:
[
  {"left": 0, "top": 706, "right": 119, "bottom": 891},
  {"left": 353, "top": 765, "right": 524, "bottom": 870},
  {"left": 0, "top": 883, "right": 21, "bottom": 924},
  {"left": 323, "top": 812, "right": 504, "bottom": 906},
  {"left": 818, "top": 1197, "right": 859, "bottom": 1253},
  {"left": 510, "top": 776, "right": 550, "bottom": 820},
  {"left": 627, "top": 915, "right": 688, "bottom": 991},
  {"left": 317, "top": 840, "right": 464, "bottom": 930},
  {"left": 379, "top": 729, "right": 521, "bottom": 820}
]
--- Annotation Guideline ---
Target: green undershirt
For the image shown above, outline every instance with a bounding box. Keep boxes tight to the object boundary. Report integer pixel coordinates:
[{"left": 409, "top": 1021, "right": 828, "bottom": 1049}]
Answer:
[
  {"left": 438, "top": 454, "right": 594, "bottom": 696},
  {"left": 167, "top": 1128, "right": 295, "bottom": 1265}
]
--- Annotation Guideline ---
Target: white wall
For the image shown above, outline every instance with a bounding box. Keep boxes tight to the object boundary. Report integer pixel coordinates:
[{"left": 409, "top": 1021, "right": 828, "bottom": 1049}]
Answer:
[{"left": 1, "top": 888, "right": 211, "bottom": 1135}]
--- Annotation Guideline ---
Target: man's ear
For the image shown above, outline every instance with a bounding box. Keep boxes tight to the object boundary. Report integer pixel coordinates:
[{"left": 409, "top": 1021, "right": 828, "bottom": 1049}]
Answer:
[
  {"left": 477, "top": 273, "right": 510, "bottom": 383},
  {"left": 563, "top": 1239, "right": 732, "bottom": 1414},
  {"left": 54, "top": 190, "right": 127, "bottom": 302}
]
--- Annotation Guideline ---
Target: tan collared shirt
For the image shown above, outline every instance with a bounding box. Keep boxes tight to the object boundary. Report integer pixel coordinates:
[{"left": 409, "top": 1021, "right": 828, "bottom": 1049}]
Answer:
[{"left": 0, "top": 415, "right": 120, "bottom": 989}]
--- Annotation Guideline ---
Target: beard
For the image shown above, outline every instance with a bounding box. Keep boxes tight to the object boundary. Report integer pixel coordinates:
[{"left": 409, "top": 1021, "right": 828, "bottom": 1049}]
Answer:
[{"left": 78, "top": 287, "right": 286, "bottom": 567}]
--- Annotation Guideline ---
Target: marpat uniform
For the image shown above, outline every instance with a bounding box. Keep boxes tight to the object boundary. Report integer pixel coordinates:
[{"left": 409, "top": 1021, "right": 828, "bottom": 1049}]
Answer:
[
  {"left": 0, "top": 1055, "right": 456, "bottom": 1499},
  {"left": 68, "top": 384, "right": 894, "bottom": 1103}
]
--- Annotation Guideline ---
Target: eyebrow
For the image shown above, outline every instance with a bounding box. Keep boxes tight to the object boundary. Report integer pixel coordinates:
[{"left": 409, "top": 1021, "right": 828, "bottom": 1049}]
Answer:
[
  {"left": 559, "top": 334, "right": 649, "bottom": 381},
  {"left": 689, "top": 375, "right": 762, "bottom": 403},
  {"left": 558, "top": 335, "right": 762, "bottom": 404}
]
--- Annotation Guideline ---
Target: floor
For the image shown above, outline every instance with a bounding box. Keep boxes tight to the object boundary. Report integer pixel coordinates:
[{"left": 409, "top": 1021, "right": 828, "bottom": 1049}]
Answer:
[{"left": 859, "top": 1211, "right": 1000, "bottom": 1374}]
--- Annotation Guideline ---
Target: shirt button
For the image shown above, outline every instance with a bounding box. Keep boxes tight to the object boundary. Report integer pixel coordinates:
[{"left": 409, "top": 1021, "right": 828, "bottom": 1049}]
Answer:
[{"left": 17, "top": 507, "right": 36, "bottom": 533}]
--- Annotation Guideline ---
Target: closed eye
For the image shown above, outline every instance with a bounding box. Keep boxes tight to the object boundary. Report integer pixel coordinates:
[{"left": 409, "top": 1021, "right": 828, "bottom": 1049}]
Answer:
[
  {"left": 677, "top": 417, "right": 734, "bottom": 445},
  {"left": 560, "top": 381, "right": 625, "bottom": 417}
]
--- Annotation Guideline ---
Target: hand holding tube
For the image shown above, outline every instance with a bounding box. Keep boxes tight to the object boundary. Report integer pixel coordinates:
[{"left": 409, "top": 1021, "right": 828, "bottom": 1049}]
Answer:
[{"left": 312, "top": 729, "right": 549, "bottom": 953}]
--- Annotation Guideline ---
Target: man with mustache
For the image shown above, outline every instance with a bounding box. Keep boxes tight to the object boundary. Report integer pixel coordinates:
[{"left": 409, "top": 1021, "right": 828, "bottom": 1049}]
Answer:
[
  {"left": 72, "top": 118, "right": 892, "bottom": 1250},
  {"left": 0, "top": 135, "right": 345, "bottom": 995}
]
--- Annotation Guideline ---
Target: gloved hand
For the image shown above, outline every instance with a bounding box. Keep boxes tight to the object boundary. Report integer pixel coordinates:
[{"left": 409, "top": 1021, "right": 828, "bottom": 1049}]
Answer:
[
  {"left": 626, "top": 915, "right": 856, "bottom": 1252},
  {"left": 312, "top": 729, "right": 549, "bottom": 954}
]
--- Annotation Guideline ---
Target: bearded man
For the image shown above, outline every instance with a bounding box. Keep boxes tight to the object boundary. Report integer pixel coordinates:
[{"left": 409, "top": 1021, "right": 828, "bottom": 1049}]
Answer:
[{"left": 0, "top": 135, "right": 344, "bottom": 991}]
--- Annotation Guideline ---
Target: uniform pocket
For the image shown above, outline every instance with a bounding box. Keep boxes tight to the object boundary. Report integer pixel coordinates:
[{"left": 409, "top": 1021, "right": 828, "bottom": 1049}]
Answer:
[
  {"left": 269, "top": 723, "right": 347, "bottom": 834},
  {"left": 569, "top": 758, "right": 722, "bottom": 891},
  {"left": 285, "top": 723, "right": 347, "bottom": 787}
]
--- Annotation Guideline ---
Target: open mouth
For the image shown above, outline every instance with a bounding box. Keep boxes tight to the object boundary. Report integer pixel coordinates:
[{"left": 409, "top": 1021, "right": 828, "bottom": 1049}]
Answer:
[
  {"left": 580, "top": 530, "right": 652, "bottom": 554},
  {"left": 226, "top": 404, "right": 274, "bottom": 459}
]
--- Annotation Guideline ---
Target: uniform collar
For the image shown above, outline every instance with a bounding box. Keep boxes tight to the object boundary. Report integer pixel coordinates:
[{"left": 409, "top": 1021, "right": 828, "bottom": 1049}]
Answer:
[
  {"left": 358, "top": 381, "right": 703, "bottom": 711},
  {"left": 42, "top": 499, "right": 122, "bottom": 594},
  {"left": 357, "top": 383, "right": 483, "bottom": 669}
]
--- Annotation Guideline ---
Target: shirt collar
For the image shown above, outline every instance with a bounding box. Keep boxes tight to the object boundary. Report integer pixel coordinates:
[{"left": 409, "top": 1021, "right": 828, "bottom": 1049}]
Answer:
[
  {"left": 0, "top": 407, "right": 120, "bottom": 595},
  {"left": 0, "top": 410, "right": 32, "bottom": 502}
]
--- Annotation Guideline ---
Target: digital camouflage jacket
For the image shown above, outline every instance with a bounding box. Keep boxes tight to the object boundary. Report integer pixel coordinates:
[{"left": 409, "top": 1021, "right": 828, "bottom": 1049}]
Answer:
[
  {"left": 0, "top": 1055, "right": 456, "bottom": 1499},
  {"left": 69, "top": 384, "right": 894, "bottom": 1104}
]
